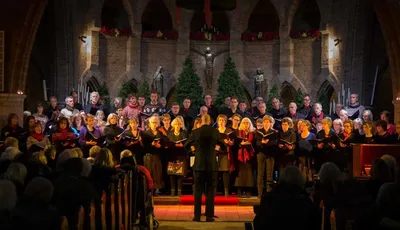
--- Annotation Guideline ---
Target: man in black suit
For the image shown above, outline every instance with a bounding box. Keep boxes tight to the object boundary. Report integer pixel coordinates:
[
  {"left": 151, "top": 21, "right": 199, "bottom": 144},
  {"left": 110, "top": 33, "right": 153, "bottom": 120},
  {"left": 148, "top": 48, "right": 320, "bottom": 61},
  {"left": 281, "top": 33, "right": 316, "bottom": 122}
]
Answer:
[{"left": 185, "top": 114, "right": 226, "bottom": 222}]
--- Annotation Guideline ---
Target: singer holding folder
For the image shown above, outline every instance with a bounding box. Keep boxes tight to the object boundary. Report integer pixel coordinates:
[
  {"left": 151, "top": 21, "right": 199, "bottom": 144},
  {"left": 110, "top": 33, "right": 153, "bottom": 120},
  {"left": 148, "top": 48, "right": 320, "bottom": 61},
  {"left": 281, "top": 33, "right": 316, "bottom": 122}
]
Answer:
[{"left": 185, "top": 114, "right": 226, "bottom": 222}]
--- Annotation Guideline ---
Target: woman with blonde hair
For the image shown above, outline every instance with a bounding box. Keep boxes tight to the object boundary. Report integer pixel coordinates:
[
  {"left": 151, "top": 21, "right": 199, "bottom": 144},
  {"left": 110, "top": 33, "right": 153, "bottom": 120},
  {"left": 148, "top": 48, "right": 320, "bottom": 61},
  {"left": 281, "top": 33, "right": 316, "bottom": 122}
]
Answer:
[
  {"left": 103, "top": 113, "right": 124, "bottom": 163},
  {"left": 235, "top": 117, "right": 255, "bottom": 197},
  {"left": 167, "top": 117, "right": 188, "bottom": 196},
  {"left": 142, "top": 115, "right": 165, "bottom": 195}
]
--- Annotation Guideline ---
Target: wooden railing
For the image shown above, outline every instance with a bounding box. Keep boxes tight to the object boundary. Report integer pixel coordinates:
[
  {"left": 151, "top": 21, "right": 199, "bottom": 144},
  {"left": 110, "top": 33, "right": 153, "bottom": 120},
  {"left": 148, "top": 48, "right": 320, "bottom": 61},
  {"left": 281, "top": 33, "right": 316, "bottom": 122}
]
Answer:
[
  {"left": 352, "top": 144, "right": 400, "bottom": 177},
  {"left": 73, "top": 171, "right": 134, "bottom": 230}
]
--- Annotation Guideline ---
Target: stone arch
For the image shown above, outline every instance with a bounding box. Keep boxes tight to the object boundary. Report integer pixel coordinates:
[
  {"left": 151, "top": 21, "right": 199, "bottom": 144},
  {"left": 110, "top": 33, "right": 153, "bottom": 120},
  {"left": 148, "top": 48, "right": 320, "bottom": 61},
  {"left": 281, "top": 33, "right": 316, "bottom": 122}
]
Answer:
[
  {"left": 286, "top": 0, "right": 325, "bottom": 32},
  {"left": 280, "top": 81, "right": 297, "bottom": 106},
  {"left": 86, "top": 76, "right": 101, "bottom": 92},
  {"left": 316, "top": 80, "right": 335, "bottom": 113},
  {"left": 141, "top": 0, "right": 173, "bottom": 32},
  {"left": 109, "top": 72, "right": 142, "bottom": 99},
  {"left": 190, "top": 11, "right": 230, "bottom": 34},
  {"left": 85, "top": 0, "right": 134, "bottom": 28},
  {"left": 374, "top": 66, "right": 393, "bottom": 118},
  {"left": 313, "top": 71, "right": 340, "bottom": 99},
  {"left": 8, "top": 1, "right": 48, "bottom": 94},
  {"left": 239, "top": 0, "right": 281, "bottom": 32},
  {"left": 245, "top": 0, "right": 280, "bottom": 33},
  {"left": 290, "top": 0, "right": 321, "bottom": 31},
  {"left": 101, "top": 0, "right": 133, "bottom": 29},
  {"left": 165, "top": 85, "right": 177, "bottom": 108}
]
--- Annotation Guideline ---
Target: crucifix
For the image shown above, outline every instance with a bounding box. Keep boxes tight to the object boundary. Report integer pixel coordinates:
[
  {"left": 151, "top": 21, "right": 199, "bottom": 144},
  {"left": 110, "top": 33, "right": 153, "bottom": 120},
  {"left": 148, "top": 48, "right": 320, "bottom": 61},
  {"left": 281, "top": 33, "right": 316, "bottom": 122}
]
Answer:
[{"left": 191, "top": 47, "right": 229, "bottom": 89}]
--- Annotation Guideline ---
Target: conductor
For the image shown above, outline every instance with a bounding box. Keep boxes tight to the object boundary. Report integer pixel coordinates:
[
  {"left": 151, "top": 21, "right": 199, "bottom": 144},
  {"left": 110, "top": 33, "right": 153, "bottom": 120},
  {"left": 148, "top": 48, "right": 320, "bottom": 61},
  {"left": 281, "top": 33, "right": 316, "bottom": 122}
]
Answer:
[{"left": 185, "top": 114, "right": 226, "bottom": 222}]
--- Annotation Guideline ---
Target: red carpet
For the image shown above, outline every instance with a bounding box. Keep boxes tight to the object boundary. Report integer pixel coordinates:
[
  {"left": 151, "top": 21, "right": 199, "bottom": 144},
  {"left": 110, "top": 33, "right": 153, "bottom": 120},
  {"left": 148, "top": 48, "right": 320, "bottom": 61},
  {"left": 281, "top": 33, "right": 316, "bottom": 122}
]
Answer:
[{"left": 179, "top": 195, "right": 239, "bottom": 205}]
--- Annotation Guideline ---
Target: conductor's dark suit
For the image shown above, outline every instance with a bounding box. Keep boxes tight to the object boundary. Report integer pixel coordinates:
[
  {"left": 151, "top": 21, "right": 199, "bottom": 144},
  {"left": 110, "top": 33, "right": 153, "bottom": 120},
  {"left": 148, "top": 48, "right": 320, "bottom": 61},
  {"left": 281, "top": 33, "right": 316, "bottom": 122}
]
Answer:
[{"left": 185, "top": 124, "right": 226, "bottom": 219}]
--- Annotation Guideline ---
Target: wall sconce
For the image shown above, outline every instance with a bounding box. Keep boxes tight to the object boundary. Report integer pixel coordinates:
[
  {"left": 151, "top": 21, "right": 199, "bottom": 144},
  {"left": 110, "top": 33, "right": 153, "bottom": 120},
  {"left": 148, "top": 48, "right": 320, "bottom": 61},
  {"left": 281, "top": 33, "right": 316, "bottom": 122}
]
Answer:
[
  {"left": 17, "top": 90, "right": 24, "bottom": 95},
  {"left": 79, "top": 35, "right": 87, "bottom": 43},
  {"left": 334, "top": 38, "right": 342, "bottom": 46}
]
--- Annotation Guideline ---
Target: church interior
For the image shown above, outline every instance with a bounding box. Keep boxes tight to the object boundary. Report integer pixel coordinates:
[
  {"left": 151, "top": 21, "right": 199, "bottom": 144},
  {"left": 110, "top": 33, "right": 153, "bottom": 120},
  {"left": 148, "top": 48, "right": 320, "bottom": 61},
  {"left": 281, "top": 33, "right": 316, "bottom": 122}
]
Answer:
[{"left": 1, "top": 0, "right": 400, "bottom": 229}]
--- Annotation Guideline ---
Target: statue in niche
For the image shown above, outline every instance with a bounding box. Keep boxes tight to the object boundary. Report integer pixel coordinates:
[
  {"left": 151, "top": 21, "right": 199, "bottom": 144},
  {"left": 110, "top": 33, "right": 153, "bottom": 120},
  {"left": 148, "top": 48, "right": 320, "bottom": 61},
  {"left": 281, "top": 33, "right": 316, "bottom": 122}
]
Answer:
[
  {"left": 254, "top": 68, "right": 264, "bottom": 97},
  {"left": 191, "top": 47, "right": 229, "bottom": 89}
]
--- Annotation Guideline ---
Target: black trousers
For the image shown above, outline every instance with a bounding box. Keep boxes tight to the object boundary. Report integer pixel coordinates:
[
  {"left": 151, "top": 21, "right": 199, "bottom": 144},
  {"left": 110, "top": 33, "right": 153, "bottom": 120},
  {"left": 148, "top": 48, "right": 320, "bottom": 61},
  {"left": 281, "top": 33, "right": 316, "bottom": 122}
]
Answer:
[{"left": 193, "top": 170, "right": 217, "bottom": 218}]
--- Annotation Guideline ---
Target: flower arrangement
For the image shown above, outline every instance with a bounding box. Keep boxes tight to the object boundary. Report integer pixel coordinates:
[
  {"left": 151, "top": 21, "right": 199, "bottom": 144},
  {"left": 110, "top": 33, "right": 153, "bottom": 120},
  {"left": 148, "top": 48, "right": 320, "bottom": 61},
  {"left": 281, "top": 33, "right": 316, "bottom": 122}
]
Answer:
[
  {"left": 241, "top": 31, "right": 280, "bottom": 42},
  {"left": 289, "top": 29, "right": 321, "bottom": 39},
  {"left": 190, "top": 24, "right": 230, "bottom": 41},
  {"left": 141, "top": 30, "right": 179, "bottom": 40},
  {"left": 100, "top": 26, "right": 132, "bottom": 37}
]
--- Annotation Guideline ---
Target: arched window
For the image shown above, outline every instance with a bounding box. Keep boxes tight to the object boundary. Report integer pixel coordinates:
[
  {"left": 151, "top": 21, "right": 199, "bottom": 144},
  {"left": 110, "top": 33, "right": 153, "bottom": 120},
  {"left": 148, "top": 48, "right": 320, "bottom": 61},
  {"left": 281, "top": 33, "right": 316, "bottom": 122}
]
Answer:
[
  {"left": 247, "top": 0, "right": 280, "bottom": 32},
  {"left": 317, "top": 80, "right": 335, "bottom": 113},
  {"left": 87, "top": 76, "right": 101, "bottom": 92},
  {"left": 101, "top": 0, "right": 130, "bottom": 28},
  {"left": 280, "top": 82, "right": 297, "bottom": 107},
  {"left": 291, "top": 0, "right": 321, "bottom": 31},
  {"left": 141, "top": 0, "right": 173, "bottom": 32}
]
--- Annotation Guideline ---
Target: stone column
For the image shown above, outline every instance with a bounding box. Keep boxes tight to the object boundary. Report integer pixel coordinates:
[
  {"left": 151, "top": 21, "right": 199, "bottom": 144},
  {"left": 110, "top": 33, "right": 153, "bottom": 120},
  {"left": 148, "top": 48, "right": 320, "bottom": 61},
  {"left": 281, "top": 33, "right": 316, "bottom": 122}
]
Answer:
[
  {"left": 103, "top": 35, "right": 129, "bottom": 98},
  {"left": 279, "top": 25, "right": 294, "bottom": 83},
  {"left": 90, "top": 29, "right": 100, "bottom": 69},
  {"left": 0, "top": 94, "right": 26, "bottom": 128},
  {"left": 174, "top": 9, "right": 193, "bottom": 79},
  {"left": 228, "top": 11, "right": 244, "bottom": 79},
  {"left": 127, "top": 24, "right": 142, "bottom": 75}
]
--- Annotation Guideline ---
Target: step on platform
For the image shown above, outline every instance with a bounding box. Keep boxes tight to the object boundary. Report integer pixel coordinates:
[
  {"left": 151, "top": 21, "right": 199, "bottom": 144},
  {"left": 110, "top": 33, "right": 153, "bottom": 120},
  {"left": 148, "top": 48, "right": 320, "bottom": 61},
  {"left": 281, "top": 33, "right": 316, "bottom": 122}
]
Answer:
[{"left": 154, "top": 195, "right": 260, "bottom": 206}]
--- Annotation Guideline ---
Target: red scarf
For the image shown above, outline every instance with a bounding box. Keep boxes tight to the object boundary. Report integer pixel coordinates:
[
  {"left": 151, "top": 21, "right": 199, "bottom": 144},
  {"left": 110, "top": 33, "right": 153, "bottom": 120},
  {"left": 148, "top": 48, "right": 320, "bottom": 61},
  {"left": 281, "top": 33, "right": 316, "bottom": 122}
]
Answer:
[
  {"left": 10, "top": 124, "right": 17, "bottom": 132},
  {"left": 31, "top": 133, "right": 44, "bottom": 141},
  {"left": 237, "top": 130, "right": 254, "bottom": 163},
  {"left": 312, "top": 112, "right": 324, "bottom": 123},
  {"left": 128, "top": 104, "right": 139, "bottom": 109}
]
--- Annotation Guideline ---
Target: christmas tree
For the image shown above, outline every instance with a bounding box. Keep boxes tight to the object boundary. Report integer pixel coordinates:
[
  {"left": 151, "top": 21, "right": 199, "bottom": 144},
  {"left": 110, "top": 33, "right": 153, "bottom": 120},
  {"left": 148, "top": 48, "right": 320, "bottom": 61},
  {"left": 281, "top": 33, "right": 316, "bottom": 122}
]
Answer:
[
  {"left": 97, "top": 82, "right": 111, "bottom": 108},
  {"left": 296, "top": 88, "right": 303, "bottom": 106},
  {"left": 137, "top": 78, "right": 151, "bottom": 103},
  {"left": 215, "top": 57, "right": 245, "bottom": 109},
  {"left": 118, "top": 80, "right": 137, "bottom": 105},
  {"left": 318, "top": 92, "right": 329, "bottom": 114},
  {"left": 266, "top": 84, "right": 279, "bottom": 111},
  {"left": 176, "top": 57, "right": 204, "bottom": 109}
]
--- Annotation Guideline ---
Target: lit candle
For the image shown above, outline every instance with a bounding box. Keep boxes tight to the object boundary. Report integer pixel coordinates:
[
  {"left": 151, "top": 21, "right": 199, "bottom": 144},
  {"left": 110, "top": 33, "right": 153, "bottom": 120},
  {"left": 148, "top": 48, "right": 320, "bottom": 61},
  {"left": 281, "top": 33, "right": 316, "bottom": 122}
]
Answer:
[{"left": 338, "top": 92, "right": 341, "bottom": 104}]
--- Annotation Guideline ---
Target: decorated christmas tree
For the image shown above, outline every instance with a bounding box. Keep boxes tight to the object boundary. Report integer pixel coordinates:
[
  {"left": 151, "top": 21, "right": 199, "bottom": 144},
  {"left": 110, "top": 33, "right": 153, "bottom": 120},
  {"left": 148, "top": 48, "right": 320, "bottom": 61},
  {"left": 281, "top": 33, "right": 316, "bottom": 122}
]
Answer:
[
  {"left": 118, "top": 80, "right": 137, "bottom": 105},
  {"left": 266, "top": 84, "right": 279, "bottom": 111},
  {"left": 318, "top": 92, "right": 330, "bottom": 114},
  {"left": 296, "top": 88, "right": 303, "bottom": 106},
  {"left": 176, "top": 57, "right": 204, "bottom": 109},
  {"left": 215, "top": 57, "right": 245, "bottom": 109},
  {"left": 137, "top": 78, "right": 151, "bottom": 103}
]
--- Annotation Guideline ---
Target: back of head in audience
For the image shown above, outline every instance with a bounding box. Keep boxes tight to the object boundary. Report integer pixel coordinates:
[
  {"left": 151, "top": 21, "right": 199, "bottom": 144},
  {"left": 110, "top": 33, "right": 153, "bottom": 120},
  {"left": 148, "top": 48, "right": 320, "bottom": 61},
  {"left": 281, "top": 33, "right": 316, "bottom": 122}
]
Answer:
[
  {"left": 95, "top": 148, "right": 114, "bottom": 167},
  {"left": 89, "top": 146, "right": 101, "bottom": 159},
  {"left": 3, "top": 163, "right": 27, "bottom": 185},
  {"left": 0, "top": 180, "right": 17, "bottom": 210},
  {"left": 72, "top": 148, "right": 83, "bottom": 158},
  {"left": 24, "top": 177, "right": 54, "bottom": 203},
  {"left": 4, "top": 137, "right": 18, "bottom": 149},
  {"left": 371, "top": 159, "right": 392, "bottom": 181},
  {"left": 318, "top": 162, "right": 341, "bottom": 184},
  {"left": 381, "top": 154, "right": 397, "bottom": 181},
  {"left": 119, "top": 150, "right": 136, "bottom": 167},
  {"left": 56, "top": 149, "right": 78, "bottom": 171},
  {"left": 63, "top": 158, "right": 83, "bottom": 177},
  {"left": 279, "top": 166, "right": 306, "bottom": 188},
  {"left": 81, "top": 158, "right": 92, "bottom": 177},
  {"left": 1, "top": 147, "right": 21, "bottom": 161}
]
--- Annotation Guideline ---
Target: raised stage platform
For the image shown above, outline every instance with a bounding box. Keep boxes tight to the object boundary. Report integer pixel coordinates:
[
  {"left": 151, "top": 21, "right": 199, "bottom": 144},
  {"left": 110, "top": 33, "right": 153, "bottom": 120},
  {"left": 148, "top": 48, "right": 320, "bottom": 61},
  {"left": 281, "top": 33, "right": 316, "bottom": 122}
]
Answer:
[{"left": 154, "top": 195, "right": 260, "bottom": 206}]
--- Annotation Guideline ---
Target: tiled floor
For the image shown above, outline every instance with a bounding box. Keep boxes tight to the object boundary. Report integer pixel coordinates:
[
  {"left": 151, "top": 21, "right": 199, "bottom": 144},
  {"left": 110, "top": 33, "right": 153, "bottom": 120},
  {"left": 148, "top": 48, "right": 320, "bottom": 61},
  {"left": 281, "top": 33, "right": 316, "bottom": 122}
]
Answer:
[{"left": 154, "top": 205, "right": 255, "bottom": 222}]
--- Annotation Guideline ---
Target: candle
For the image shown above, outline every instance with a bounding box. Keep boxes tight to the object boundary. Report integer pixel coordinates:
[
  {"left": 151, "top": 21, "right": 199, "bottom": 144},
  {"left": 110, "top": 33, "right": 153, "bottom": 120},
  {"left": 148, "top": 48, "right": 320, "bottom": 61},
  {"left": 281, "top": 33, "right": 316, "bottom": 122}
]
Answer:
[
  {"left": 338, "top": 92, "right": 341, "bottom": 104},
  {"left": 333, "top": 100, "right": 336, "bottom": 114},
  {"left": 329, "top": 101, "right": 332, "bottom": 115}
]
